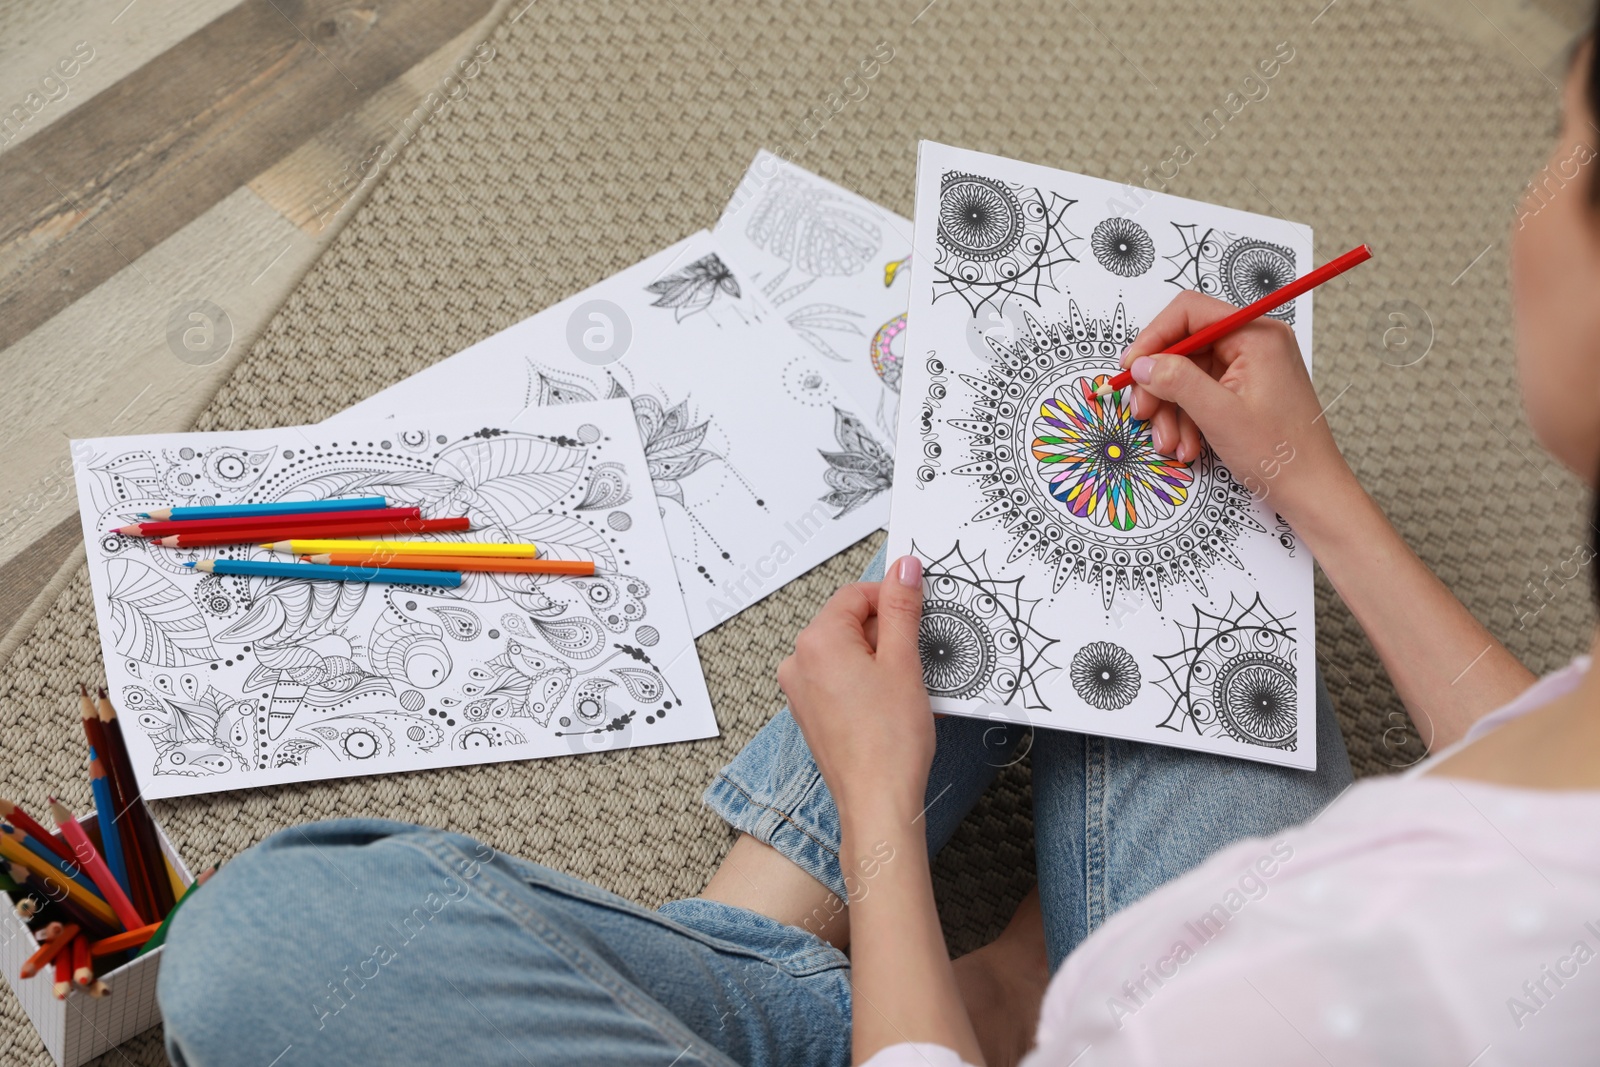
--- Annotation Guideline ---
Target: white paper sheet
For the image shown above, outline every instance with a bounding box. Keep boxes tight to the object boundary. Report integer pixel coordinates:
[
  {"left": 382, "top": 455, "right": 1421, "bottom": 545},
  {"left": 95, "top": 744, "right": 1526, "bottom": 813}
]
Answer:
[
  {"left": 334, "top": 230, "right": 891, "bottom": 635},
  {"left": 71, "top": 400, "right": 717, "bottom": 800},
  {"left": 714, "top": 151, "right": 914, "bottom": 446},
  {"left": 887, "top": 142, "right": 1317, "bottom": 770}
]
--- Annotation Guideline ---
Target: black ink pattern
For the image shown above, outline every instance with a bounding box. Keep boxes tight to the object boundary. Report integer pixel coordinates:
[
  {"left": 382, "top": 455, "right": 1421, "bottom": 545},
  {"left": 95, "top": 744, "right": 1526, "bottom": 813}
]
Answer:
[
  {"left": 1164, "top": 224, "right": 1298, "bottom": 323},
  {"left": 818, "top": 408, "right": 892, "bottom": 518},
  {"left": 933, "top": 172, "right": 1078, "bottom": 315},
  {"left": 645, "top": 253, "right": 742, "bottom": 321},
  {"left": 1070, "top": 641, "right": 1141, "bottom": 710},
  {"left": 915, "top": 542, "right": 1056, "bottom": 709},
  {"left": 1154, "top": 594, "right": 1299, "bottom": 750},
  {"left": 1090, "top": 217, "right": 1155, "bottom": 277}
]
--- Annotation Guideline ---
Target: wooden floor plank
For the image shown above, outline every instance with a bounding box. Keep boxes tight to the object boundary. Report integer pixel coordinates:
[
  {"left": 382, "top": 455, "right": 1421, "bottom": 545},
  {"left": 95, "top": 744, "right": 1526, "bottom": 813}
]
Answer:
[
  {"left": 0, "top": 513, "right": 79, "bottom": 639},
  {"left": 0, "top": 0, "right": 493, "bottom": 352}
]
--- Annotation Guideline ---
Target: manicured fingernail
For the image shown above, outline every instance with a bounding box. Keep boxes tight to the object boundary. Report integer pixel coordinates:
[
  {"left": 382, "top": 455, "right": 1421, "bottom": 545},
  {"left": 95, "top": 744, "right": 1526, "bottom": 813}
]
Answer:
[
  {"left": 896, "top": 555, "right": 922, "bottom": 586},
  {"left": 1152, "top": 424, "right": 1170, "bottom": 454},
  {"left": 1130, "top": 356, "right": 1155, "bottom": 384}
]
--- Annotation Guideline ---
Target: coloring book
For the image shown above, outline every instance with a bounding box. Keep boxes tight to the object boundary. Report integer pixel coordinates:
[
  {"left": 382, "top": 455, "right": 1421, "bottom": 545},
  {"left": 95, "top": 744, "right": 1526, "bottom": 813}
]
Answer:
[{"left": 887, "top": 143, "right": 1317, "bottom": 769}]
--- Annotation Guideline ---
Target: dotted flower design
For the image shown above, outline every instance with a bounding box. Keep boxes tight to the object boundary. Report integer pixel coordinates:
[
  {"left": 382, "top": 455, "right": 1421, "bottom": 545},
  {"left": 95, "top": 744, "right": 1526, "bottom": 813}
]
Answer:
[
  {"left": 1031, "top": 377, "right": 1193, "bottom": 531},
  {"left": 1090, "top": 217, "right": 1155, "bottom": 278}
]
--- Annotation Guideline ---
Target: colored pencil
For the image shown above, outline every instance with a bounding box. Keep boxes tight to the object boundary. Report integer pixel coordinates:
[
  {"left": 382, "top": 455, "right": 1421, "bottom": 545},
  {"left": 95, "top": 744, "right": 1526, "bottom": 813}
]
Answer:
[
  {"left": 53, "top": 945, "right": 72, "bottom": 999},
  {"left": 0, "top": 838, "right": 118, "bottom": 928},
  {"left": 87, "top": 753, "right": 132, "bottom": 903},
  {"left": 20, "top": 923, "right": 77, "bottom": 978},
  {"left": 84, "top": 689, "right": 160, "bottom": 924},
  {"left": 89, "top": 921, "right": 162, "bottom": 956},
  {"left": 158, "top": 515, "right": 470, "bottom": 548},
  {"left": 0, "top": 798, "right": 76, "bottom": 866},
  {"left": 71, "top": 933, "right": 92, "bottom": 986},
  {"left": 114, "top": 506, "right": 420, "bottom": 537},
  {"left": 308, "top": 552, "right": 594, "bottom": 575},
  {"left": 1094, "top": 244, "right": 1373, "bottom": 397},
  {"left": 96, "top": 692, "right": 177, "bottom": 917},
  {"left": 49, "top": 800, "right": 144, "bottom": 931},
  {"left": 137, "top": 865, "right": 214, "bottom": 957},
  {"left": 264, "top": 538, "right": 539, "bottom": 558},
  {"left": 187, "top": 559, "right": 462, "bottom": 587},
  {"left": 0, "top": 826, "right": 100, "bottom": 897},
  {"left": 139, "top": 497, "right": 386, "bottom": 521},
  {"left": 88, "top": 979, "right": 109, "bottom": 997}
]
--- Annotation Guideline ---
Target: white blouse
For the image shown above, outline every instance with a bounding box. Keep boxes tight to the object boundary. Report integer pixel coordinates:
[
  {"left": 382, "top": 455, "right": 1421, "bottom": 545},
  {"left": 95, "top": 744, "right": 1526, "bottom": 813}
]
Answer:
[{"left": 866, "top": 658, "right": 1600, "bottom": 1066}]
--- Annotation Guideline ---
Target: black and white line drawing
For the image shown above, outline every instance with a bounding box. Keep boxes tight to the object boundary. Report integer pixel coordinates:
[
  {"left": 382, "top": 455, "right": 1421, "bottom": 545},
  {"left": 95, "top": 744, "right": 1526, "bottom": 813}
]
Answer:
[
  {"left": 1090, "top": 217, "right": 1155, "bottom": 278},
  {"left": 744, "top": 169, "right": 883, "bottom": 304},
  {"left": 645, "top": 252, "right": 742, "bottom": 321},
  {"left": 1154, "top": 594, "right": 1299, "bottom": 750},
  {"left": 818, "top": 407, "right": 892, "bottom": 518},
  {"left": 1069, "top": 641, "right": 1141, "bottom": 710},
  {"left": 1164, "top": 224, "right": 1298, "bottom": 323},
  {"left": 80, "top": 421, "right": 689, "bottom": 785},
  {"left": 785, "top": 303, "right": 864, "bottom": 362},
  {"left": 914, "top": 541, "right": 1057, "bottom": 710},
  {"left": 946, "top": 303, "right": 1264, "bottom": 609},
  {"left": 916, "top": 354, "right": 949, "bottom": 487},
  {"left": 1273, "top": 514, "right": 1298, "bottom": 557},
  {"left": 933, "top": 171, "right": 1078, "bottom": 315}
]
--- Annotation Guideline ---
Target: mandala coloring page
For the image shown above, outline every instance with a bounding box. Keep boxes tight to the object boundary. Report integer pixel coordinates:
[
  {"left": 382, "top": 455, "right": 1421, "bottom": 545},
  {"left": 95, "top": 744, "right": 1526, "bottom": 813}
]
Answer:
[
  {"left": 715, "top": 151, "right": 914, "bottom": 445},
  {"left": 337, "top": 230, "right": 890, "bottom": 635},
  {"left": 71, "top": 400, "right": 717, "bottom": 800},
  {"left": 887, "top": 142, "right": 1317, "bottom": 770}
]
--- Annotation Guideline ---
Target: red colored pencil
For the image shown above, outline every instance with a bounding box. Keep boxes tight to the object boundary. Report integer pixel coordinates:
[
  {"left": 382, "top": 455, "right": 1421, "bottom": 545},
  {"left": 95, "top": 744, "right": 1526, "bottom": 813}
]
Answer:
[
  {"left": 1095, "top": 244, "right": 1373, "bottom": 397},
  {"left": 157, "top": 516, "right": 471, "bottom": 548},
  {"left": 81, "top": 688, "right": 159, "bottom": 924},
  {"left": 0, "top": 797, "right": 75, "bottom": 866},
  {"left": 72, "top": 933, "right": 92, "bottom": 986},
  {"left": 96, "top": 692, "right": 176, "bottom": 917},
  {"left": 52, "top": 945, "right": 72, "bottom": 999},
  {"left": 21, "top": 922, "right": 77, "bottom": 978},
  {"left": 307, "top": 552, "right": 595, "bottom": 575},
  {"left": 113, "top": 507, "right": 420, "bottom": 537},
  {"left": 49, "top": 799, "right": 144, "bottom": 931}
]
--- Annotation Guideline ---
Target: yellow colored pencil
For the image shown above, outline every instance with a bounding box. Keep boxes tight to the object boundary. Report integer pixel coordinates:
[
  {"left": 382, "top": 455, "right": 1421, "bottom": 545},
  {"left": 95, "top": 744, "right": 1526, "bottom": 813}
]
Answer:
[
  {"left": 0, "top": 837, "right": 118, "bottom": 928},
  {"left": 261, "top": 539, "right": 539, "bottom": 558}
]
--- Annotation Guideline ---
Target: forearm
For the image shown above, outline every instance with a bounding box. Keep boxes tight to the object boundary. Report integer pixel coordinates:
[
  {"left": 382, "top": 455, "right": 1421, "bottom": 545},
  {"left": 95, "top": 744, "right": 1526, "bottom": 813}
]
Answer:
[
  {"left": 1292, "top": 470, "right": 1535, "bottom": 750},
  {"left": 842, "top": 806, "right": 984, "bottom": 1066}
]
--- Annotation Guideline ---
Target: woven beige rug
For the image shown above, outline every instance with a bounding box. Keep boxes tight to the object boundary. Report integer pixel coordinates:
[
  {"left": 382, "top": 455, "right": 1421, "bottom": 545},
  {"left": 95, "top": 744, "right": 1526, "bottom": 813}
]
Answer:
[{"left": 0, "top": 0, "right": 1587, "bottom": 1062}]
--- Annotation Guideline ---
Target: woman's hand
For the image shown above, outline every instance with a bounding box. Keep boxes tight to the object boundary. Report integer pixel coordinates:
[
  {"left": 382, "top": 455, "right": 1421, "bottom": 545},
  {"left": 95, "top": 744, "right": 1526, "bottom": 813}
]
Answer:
[
  {"left": 777, "top": 556, "right": 934, "bottom": 828},
  {"left": 1119, "top": 290, "right": 1356, "bottom": 529}
]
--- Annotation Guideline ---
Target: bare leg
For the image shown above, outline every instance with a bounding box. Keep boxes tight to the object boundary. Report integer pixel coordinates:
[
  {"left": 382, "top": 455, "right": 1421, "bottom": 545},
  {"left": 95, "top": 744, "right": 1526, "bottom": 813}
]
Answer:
[
  {"left": 951, "top": 888, "right": 1049, "bottom": 1067},
  {"left": 701, "top": 833, "right": 853, "bottom": 948}
]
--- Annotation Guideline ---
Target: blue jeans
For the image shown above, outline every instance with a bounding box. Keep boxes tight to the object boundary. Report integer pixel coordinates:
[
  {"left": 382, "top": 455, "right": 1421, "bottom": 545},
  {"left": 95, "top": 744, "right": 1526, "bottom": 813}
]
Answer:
[{"left": 159, "top": 549, "right": 1353, "bottom": 1066}]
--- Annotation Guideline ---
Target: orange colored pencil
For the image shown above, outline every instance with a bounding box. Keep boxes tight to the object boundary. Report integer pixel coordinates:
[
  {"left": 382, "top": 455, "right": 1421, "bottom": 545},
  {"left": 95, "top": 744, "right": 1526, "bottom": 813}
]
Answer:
[
  {"left": 72, "top": 933, "right": 92, "bottom": 986},
  {"left": 49, "top": 800, "right": 144, "bottom": 930},
  {"left": 89, "top": 921, "right": 162, "bottom": 956},
  {"left": 0, "top": 838, "right": 118, "bottom": 928},
  {"left": 21, "top": 922, "right": 77, "bottom": 978},
  {"left": 158, "top": 516, "right": 470, "bottom": 548},
  {"left": 307, "top": 552, "right": 595, "bottom": 575}
]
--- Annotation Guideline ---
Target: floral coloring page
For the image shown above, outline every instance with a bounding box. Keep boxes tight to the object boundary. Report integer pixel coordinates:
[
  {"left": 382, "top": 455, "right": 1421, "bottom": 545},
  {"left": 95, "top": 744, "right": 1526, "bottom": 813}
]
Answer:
[
  {"left": 336, "top": 230, "right": 891, "bottom": 636},
  {"left": 715, "top": 151, "right": 915, "bottom": 447},
  {"left": 72, "top": 400, "right": 717, "bottom": 799},
  {"left": 887, "top": 142, "right": 1317, "bottom": 770}
]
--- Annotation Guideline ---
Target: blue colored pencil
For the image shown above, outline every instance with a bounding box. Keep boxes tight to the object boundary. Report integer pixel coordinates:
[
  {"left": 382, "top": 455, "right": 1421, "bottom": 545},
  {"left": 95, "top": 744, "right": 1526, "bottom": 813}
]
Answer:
[
  {"left": 87, "top": 751, "right": 133, "bottom": 903},
  {"left": 187, "top": 559, "right": 462, "bottom": 587},
  {"left": 139, "top": 496, "right": 386, "bottom": 521},
  {"left": 1, "top": 825, "right": 102, "bottom": 898}
]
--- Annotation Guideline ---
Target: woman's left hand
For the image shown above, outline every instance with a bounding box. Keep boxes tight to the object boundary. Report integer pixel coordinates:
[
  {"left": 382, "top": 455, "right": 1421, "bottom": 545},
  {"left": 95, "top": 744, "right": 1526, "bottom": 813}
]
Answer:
[{"left": 778, "top": 555, "right": 935, "bottom": 826}]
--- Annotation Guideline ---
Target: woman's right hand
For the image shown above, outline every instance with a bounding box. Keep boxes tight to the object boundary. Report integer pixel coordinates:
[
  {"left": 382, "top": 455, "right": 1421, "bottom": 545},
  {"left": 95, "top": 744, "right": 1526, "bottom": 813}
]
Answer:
[{"left": 1119, "top": 290, "right": 1357, "bottom": 529}]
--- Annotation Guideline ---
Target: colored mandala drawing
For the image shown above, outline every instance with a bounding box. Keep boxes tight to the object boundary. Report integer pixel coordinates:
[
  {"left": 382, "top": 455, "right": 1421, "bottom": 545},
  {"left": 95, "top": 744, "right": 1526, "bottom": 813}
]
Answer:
[
  {"left": 948, "top": 304, "right": 1264, "bottom": 610},
  {"left": 914, "top": 542, "right": 1057, "bottom": 709},
  {"left": 1090, "top": 217, "right": 1155, "bottom": 278},
  {"left": 1154, "top": 594, "right": 1298, "bottom": 750},
  {"left": 1070, "top": 641, "right": 1141, "bottom": 710},
  {"left": 1032, "top": 380, "right": 1193, "bottom": 530},
  {"left": 1164, "top": 224, "right": 1298, "bottom": 324},
  {"left": 932, "top": 171, "right": 1079, "bottom": 315},
  {"left": 645, "top": 253, "right": 742, "bottom": 321}
]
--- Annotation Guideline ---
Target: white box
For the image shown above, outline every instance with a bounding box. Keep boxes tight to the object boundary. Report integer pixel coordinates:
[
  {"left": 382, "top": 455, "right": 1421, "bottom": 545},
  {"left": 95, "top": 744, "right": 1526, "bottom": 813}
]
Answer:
[{"left": 0, "top": 814, "right": 190, "bottom": 1067}]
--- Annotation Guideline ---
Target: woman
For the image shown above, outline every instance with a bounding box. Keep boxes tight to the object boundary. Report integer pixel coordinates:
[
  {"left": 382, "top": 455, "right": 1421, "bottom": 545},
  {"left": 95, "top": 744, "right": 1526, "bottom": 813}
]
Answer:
[{"left": 158, "top": 27, "right": 1599, "bottom": 1067}]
